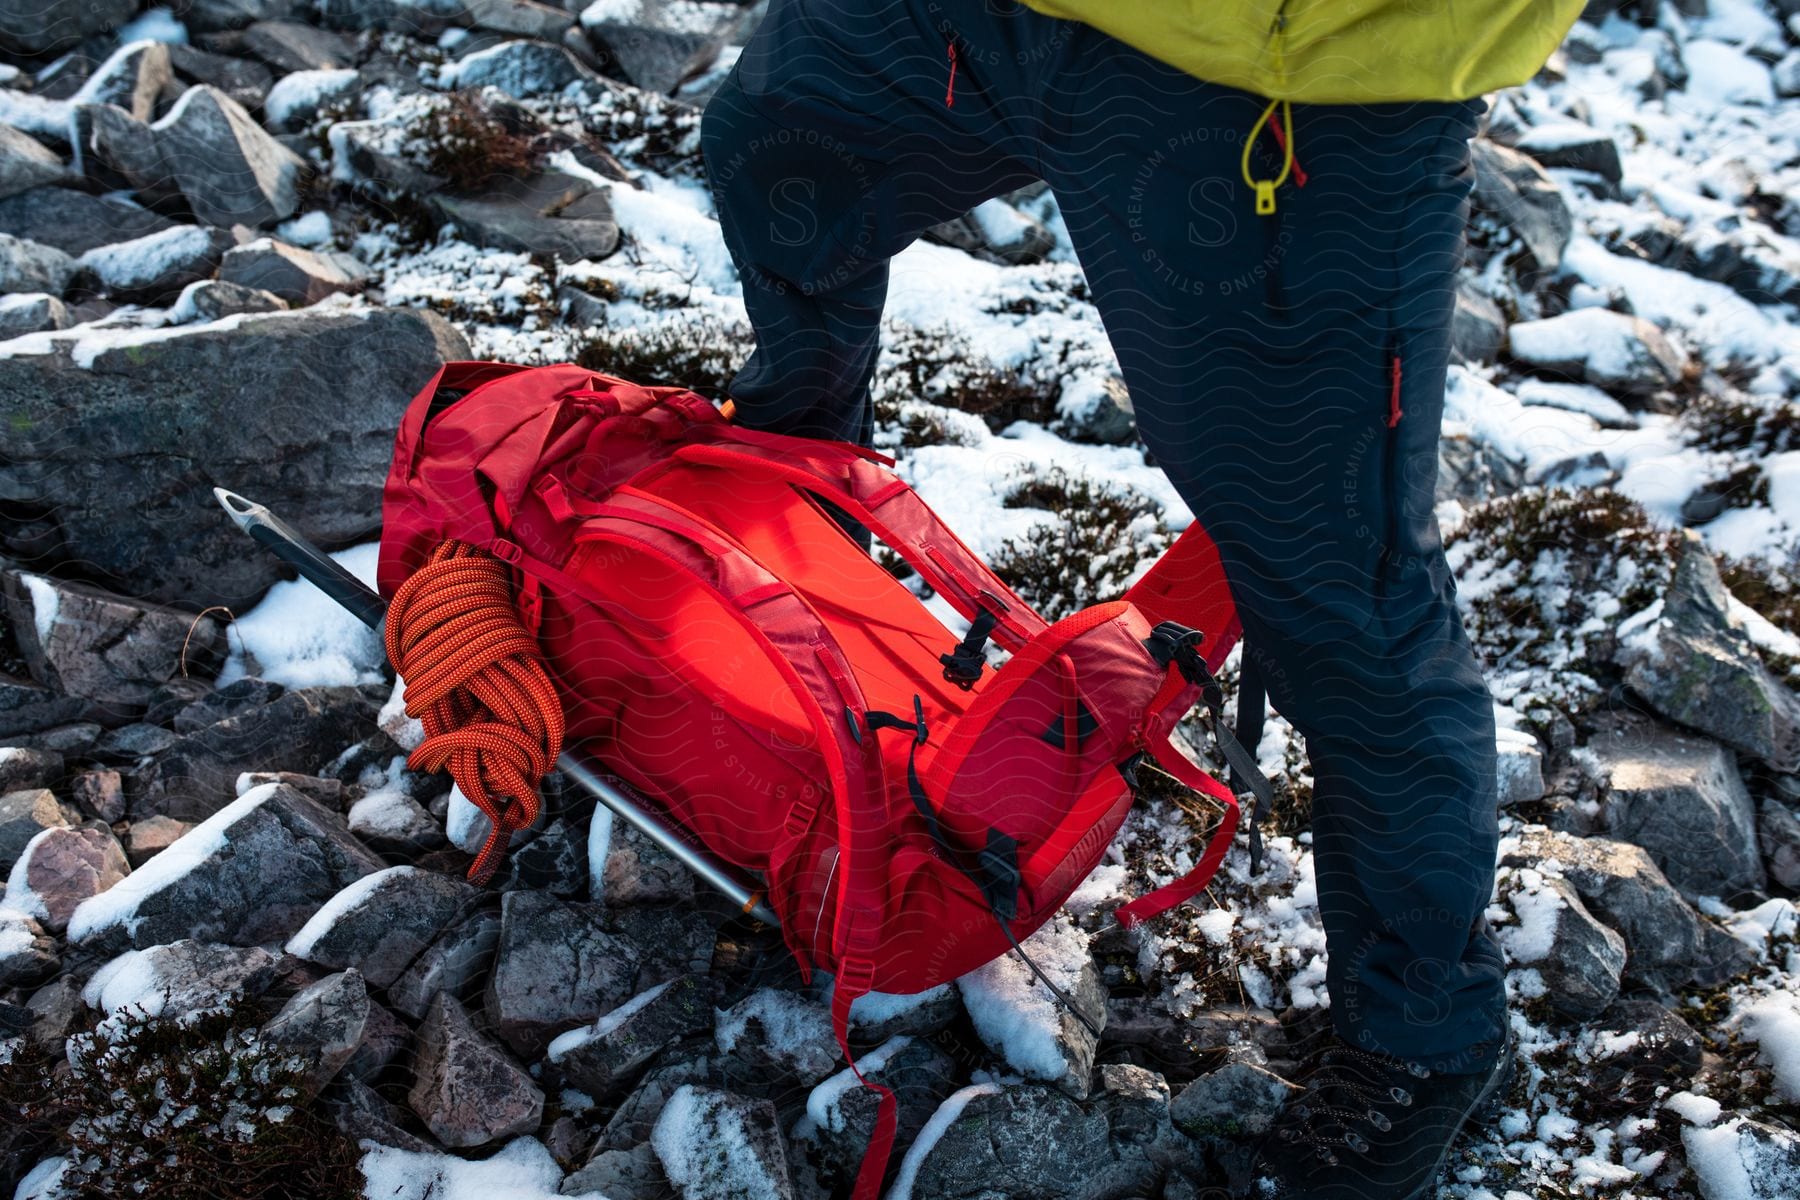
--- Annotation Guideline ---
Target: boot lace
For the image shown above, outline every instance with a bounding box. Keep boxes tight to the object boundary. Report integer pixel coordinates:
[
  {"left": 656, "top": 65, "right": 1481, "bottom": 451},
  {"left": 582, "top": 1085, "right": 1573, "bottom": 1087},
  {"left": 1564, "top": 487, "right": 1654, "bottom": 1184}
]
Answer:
[{"left": 1273, "top": 1044, "right": 1431, "bottom": 1166}]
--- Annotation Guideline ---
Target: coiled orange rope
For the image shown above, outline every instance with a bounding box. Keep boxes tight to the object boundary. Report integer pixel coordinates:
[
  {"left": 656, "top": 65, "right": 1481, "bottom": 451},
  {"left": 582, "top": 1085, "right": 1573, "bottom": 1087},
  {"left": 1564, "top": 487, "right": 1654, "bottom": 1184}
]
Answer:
[{"left": 384, "top": 541, "right": 566, "bottom": 885}]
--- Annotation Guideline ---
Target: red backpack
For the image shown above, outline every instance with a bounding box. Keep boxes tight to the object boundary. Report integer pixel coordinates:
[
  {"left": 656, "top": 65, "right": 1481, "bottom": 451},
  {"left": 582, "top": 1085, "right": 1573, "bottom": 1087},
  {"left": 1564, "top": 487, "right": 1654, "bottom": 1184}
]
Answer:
[{"left": 377, "top": 361, "right": 1260, "bottom": 1197}]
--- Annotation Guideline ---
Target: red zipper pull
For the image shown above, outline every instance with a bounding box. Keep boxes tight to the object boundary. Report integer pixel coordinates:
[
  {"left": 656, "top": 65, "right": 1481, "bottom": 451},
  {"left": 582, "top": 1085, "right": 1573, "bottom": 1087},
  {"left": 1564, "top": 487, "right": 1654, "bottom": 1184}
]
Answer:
[
  {"left": 946, "top": 40, "right": 957, "bottom": 108},
  {"left": 1388, "top": 354, "right": 1404, "bottom": 428}
]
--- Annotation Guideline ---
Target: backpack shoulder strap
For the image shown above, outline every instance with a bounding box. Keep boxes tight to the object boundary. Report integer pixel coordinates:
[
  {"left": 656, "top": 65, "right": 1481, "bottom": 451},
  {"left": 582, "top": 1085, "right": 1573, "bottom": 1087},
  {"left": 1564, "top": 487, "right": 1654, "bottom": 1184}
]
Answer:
[{"left": 670, "top": 435, "right": 1049, "bottom": 650}]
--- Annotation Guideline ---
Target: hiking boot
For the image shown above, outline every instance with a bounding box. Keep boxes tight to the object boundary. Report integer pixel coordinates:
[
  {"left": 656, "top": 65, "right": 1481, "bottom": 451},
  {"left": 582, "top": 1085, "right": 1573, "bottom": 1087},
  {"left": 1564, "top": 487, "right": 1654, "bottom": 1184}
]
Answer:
[{"left": 1243, "top": 1030, "right": 1513, "bottom": 1199}]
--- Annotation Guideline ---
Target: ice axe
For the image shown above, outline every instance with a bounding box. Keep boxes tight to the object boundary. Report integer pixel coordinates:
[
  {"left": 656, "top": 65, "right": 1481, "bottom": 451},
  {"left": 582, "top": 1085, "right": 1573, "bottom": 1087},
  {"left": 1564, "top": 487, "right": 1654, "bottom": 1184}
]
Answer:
[{"left": 212, "top": 487, "right": 781, "bottom": 927}]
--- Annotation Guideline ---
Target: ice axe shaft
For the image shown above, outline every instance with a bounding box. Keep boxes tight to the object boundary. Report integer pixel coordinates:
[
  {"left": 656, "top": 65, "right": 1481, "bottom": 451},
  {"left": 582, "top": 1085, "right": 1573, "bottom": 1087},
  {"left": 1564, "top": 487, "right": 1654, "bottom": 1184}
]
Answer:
[{"left": 210, "top": 487, "right": 779, "bottom": 926}]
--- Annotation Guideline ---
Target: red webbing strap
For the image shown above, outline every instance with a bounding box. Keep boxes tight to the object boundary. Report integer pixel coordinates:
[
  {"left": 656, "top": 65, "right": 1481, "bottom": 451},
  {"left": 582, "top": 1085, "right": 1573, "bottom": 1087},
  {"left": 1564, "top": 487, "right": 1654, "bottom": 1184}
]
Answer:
[
  {"left": 1113, "top": 733, "right": 1240, "bottom": 930},
  {"left": 832, "top": 958, "right": 898, "bottom": 1200}
]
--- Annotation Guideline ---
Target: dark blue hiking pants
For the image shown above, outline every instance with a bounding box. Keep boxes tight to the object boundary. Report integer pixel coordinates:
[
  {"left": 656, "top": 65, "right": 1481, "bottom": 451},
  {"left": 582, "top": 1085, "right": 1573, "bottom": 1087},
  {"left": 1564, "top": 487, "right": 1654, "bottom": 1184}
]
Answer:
[{"left": 700, "top": 0, "right": 1506, "bottom": 1074}]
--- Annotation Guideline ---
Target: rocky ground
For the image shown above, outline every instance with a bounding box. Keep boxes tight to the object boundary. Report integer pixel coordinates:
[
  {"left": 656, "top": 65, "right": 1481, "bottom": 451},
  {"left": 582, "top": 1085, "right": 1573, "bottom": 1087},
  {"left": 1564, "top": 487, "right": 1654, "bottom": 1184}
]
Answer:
[{"left": 6, "top": 0, "right": 1800, "bottom": 1198}]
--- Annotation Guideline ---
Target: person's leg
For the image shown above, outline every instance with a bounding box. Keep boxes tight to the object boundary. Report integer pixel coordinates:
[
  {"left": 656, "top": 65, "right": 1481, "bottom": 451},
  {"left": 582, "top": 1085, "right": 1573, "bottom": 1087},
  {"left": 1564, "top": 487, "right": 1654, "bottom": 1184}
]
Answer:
[
  {"left": 1035, "top": 30, "right": 1505, "bottom": 1072},
  {"left": 699, "top": 0, "right": 1054, "bottom": 444}
]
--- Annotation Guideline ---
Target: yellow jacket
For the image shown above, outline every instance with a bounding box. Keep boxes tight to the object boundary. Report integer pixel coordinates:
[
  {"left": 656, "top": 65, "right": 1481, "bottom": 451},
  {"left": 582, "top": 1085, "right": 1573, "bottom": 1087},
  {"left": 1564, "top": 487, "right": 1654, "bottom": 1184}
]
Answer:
[{"left": 1017, "top": 0, "right": 1587, "bottom": 104}]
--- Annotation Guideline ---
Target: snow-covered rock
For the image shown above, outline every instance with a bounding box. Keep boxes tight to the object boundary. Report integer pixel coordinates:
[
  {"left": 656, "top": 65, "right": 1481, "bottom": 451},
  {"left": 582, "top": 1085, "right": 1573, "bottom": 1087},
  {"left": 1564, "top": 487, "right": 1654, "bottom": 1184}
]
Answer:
[
  {"left": 956, "top": 912, "right": 1104, "bottom": 1099},
  {"left": 1499, "top": 871, "right": 1626, "bottom": 1017},
  {"left": 0, "top": 234, "right": 75, "bottom": 297},
  {"left": 3, "top": 822, "right": 130, "bottom": 933},
  {"left": 712, "top": 986, "right": 840, "bottom": 1087},
  {"left": 548, "top": 973, "right": 714, "bottom": 1099},
  {"left": 650, "top": 1083, "right": 796, "bottom": 1200},
  {"left": 284, "top": 863, "right": 479, "bottom": 987},
  {"left": 65, "top": 782, "right": 387, "bottom": 953},
  {"left": 1508, "top": 306, "right": 1686, "bottom": 396}
]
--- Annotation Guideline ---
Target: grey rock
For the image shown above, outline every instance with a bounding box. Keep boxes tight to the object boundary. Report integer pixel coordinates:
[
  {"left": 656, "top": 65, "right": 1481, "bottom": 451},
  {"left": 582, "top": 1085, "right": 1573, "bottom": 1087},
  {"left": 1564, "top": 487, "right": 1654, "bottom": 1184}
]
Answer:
[
  {"left": 24, "top": 972, "right": 84, "bottom": 1047},
  {"left": 0, "top": 678, "right": 99, "bottom": 740},
  {"left": 311, "top": 0, "right": 463, "bottom": 37},
  {"left": 79, "top": 42, "right": 174, "bottom": 121},
  {"left": 325, "top": 1076, "right": 435, "bottom": 1154},
  {"left": 5, "top": 822, "right": 130, "bottom": 933},
  {"left": 1501, "top": 827, "right": 1755, "bottom": 991},
  {"left": 896, "top": 1083, "right": 1120, "bottom": 1200},
  {"left": 260, "top": 968, "right": 369, "bottom": 1100},
  {"left": 239, "top": 20, "right": 357, "bottom": 71},
  {"left": 651, "top": 1085, "right": 794, "bottom": 1200},
  {"left": 1509, "top": 307, "right": 1685, "bottom": 396},
  {"left": 1170, "top": 1042, "right": 1298, "bottom": 1141},
  {"left": 1471, "top": 138, "right": 1574, "bottom": 278},
  {"left": 77, "top": 225, "right": 236, "bottom": 304},
  {"left": 492, "top": 814, "right": 586, "bottom": 896},
  {"left": 580, "top": 0, "right": 736, "bottom": 93},
  {"left": 173, "top": 278, "right": 289, "bottom": 321},
  {"left": 14, "top": 721, "right": 104, "bottom": 756},
  {"left": 0, "top": 234, "right": 75, "bottom": 296},
  {"left": 484, "top": 888, "right": 643, "bottom": 1058},
  {"left": 433, "top": 171, "right": 621, "bottom": 263},
  {"left": 0, "top": 187, "right": 177, "bottom": 257},
  {"left": 713, "top": 988, "right": 840, "bottom": 1087},
  {"left": 93, "top": 720, "right": 182, "bottom": 763},
  {"left": 341, "top": 993, "right": 408, "bottom": 1082},
  {"left": 0, "top": 125, "right": 66, "bottom": 199},
  {"left": 75, "top": 86, "right": 307, "bottom": 229},
  {"left": 1059, "top": 375, "right": 1136, "bottom": 446},
  {"left": 0, "top": 907, "right": 57, "bottom": 987},
  {"left": 176, "top": 0, "right": 297, "bottom": 33},
  {"left": 465, "top": 0, "right": 574, "bottom": 41},
  {"left": 69, "top": 768, "right": 124, "bottom": 823},
  {"left": 1451, "top": 283, "right": 1507, "bottom": 365},
  {"left": 593, "top": 810, "right": 695, "bottom": 907},
  {"left": 238, "top": 770, "right": 348, "bottom": 811},
  {"left": 588, "top": 1040, "right": 725, "bottom": 1161},
  {"left": 1436, "top": 433, "right": 1525, "bottom": 505},
  {"left": 0, "top": 0, "right": 137, "bottom": 55},
  {"left": 443, "top": 39, "right": 588, "bottom": 97},
  {"left": 169, "top": 676, "right": 284, "bottom": 734},
  {"left": 925, "top": 201, "right": 1057, "bottom": 267},
  {"left": 388, "top": 906, "right": 501, "bottom": 1019},
  {"left": 0, "top": 747, "right": 61, "bottom": 794},
  {"left": 1497, "top": 729, "right": 1547, "bottom": 808},
  {"left": 1, "top": 571, "right": 227, "bottom": 723},
  {"left": 1623, "top": 532, "right": 1800, "bottom": 773},
  {"left": 132, "top": 686, "right": 380, "bottom": 822},
  {"left": 802, "top": 1034, "right": 958, "bottom": 1190},
  {"left": 549, "top": 974, "right": 716, "bottom": 1100},
  {"left": 1516, "top": 121, "right": 1623, "bottom": 183},
  {"left": 0, "top": 293, "right": 72, "bottom": 338},
  {"left": 409, "top": 991, "right": 545, "bottom": 1149},
  {"left": 66, "top": 782, "right": 387, "bottom": 954},
  {"left": 93, "top": 939, "right": 281, "bottom": 1016},
  {"left": 1595, "top": 728, "right": 1765, "bottom": 901},
  {"left": 0, "top": 305, "right": 470, "bottom": 608},
  {"left": 1508, "top": 875, "right": 1625, "bottom": 1017},
  {"left": 166, "top": 44, "right": 275, "bottom": 110},
  {"left": 217, "top": 237, "right": 369, "bottom": 304},
  {"left": 286, "top": 865, "right": 480, "bottom": 988},
  {"left": 562, "top": 1142, "right": 670, "bottom": 1200},
  {"left": 0, "top": 788, "right": 73, "bottom": 875},
  {"left": 1761, "top": 798, "right": 1800, "bottom": 890},
  {"left": 1680, "top": 1117, "right": 1800, "bottom": 1200}
]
